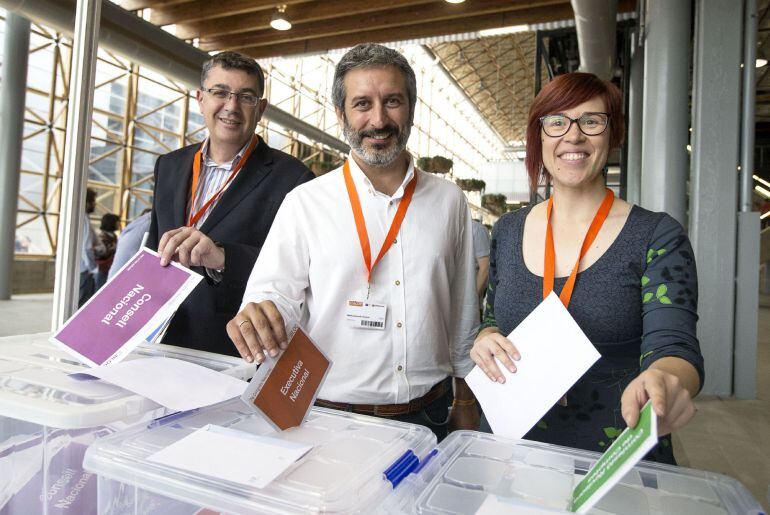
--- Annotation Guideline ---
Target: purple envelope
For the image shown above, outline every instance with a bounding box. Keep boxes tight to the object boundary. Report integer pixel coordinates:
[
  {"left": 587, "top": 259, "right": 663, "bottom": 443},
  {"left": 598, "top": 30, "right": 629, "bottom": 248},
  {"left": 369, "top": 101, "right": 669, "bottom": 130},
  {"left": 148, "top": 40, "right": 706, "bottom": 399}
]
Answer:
[{"left": 52, "top": 249, "right": 199, "bottom": 366}]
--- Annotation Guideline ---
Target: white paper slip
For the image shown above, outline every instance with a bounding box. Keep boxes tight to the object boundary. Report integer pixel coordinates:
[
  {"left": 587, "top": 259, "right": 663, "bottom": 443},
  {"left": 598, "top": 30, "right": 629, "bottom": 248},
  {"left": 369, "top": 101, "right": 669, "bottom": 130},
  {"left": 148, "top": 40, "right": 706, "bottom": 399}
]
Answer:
[
  {"left": 465, "top": 292, "right": 601, "bottom": 439},
  {"left": 476, "top": 494, "right": 563, "bottom": 514},
  {"left": 148, "top": 424, "right": 312, "bottom": 489},
  {"left": 69, "top": 357, "right": 248, "bottom": 411}
]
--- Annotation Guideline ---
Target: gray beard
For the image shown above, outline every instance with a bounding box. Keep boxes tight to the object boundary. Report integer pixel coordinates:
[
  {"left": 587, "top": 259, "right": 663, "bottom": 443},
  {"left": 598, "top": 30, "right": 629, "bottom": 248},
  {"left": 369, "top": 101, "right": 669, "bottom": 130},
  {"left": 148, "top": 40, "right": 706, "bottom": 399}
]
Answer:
[{"left": 343, "top": 122, "right": 410, "bottom": 167}]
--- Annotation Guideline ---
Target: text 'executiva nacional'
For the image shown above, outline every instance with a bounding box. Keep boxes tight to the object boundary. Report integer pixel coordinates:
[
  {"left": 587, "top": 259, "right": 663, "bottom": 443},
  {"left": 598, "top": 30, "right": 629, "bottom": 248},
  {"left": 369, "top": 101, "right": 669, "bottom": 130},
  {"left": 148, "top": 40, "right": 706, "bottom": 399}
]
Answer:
[{"left": 280, "top": 360, "right": 311, "bottom": 402}]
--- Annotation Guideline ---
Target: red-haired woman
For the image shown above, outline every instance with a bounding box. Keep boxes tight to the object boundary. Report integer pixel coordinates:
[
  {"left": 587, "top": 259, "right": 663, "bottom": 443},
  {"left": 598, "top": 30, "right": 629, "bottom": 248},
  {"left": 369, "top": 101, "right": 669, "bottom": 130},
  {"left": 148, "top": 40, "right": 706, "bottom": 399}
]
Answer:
[{"left": 470, "top": 72, "right": 703, "bottom": 464}]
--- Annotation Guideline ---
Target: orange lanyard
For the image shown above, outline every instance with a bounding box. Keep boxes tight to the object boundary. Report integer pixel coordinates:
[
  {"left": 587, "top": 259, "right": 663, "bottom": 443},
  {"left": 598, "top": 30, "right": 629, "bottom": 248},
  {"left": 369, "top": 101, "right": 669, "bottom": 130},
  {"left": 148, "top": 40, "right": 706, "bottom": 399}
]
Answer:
[
  {"left": 343, "top": 160, "right": 417, "bottom": 283},
  {"left": 188, "top": 135, "right": 258, "bottom": 227},
  {"left": 543, "top": 187, "right": 614, "bottom": 308}
]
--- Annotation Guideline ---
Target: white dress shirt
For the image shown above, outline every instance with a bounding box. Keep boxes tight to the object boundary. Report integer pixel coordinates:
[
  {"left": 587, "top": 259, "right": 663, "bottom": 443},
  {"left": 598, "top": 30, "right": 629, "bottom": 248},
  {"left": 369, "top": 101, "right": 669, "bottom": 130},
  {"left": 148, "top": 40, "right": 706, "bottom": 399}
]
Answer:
[{"left": 241, "top": 156, "right": 478, "bottom": 404}]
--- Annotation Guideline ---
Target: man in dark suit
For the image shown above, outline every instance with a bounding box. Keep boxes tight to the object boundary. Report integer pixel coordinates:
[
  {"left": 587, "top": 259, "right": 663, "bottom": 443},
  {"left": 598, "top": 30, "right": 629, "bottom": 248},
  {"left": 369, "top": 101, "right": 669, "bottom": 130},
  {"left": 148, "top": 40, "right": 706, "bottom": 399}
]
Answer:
[{"left": 147, "top": 51, "right": 314, "bottom": 355}]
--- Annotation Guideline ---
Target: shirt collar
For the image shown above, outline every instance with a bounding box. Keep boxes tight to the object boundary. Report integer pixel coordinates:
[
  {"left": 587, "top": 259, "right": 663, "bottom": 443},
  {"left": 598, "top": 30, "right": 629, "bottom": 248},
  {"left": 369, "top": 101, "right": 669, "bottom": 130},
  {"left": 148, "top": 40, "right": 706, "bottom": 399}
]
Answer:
[
  {"left": 200, "top": 136, "right": 254, "bottom": 171},
  {"left": 347, "top": 153, "right": 415, "bottom": 200}
]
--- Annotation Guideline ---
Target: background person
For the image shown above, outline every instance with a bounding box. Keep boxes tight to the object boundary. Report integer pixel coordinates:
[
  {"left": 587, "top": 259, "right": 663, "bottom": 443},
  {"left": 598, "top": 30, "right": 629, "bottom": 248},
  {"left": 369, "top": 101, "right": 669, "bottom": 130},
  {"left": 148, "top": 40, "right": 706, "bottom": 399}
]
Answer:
[
  {"left": 108, "top": 209, "right": 151, "bottom": 279},
  {"left": 471, "top": 72, "right": 703, "bottom": 464},
  {"left": 94, "top": 213, "right": 119, "bottom": 288},
  {"left": 471, "top": 218, "right": 490, "bottom": 315},
  {"left": 78, "top": 188, "right": 98, "bottom": 307}
]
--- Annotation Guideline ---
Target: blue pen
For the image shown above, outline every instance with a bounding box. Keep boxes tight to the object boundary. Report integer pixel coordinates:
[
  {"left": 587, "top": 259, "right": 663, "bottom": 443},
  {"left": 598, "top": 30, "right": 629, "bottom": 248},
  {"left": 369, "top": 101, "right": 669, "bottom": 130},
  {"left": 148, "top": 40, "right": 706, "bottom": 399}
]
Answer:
[
  {"left": 413, "top": 448, "right": 438, "bottom": 475},
  {"left": 383, "top": 450, "right": 414, "bottom": 478},
  {"left": 147, "top": 408, "right": 199, "bottom": 428},
  {"left": 385, "top": 451, "right": 419, "bottom": 487},
  {"left": 387, "top": 453, "right": 420, "bottom": 488}
]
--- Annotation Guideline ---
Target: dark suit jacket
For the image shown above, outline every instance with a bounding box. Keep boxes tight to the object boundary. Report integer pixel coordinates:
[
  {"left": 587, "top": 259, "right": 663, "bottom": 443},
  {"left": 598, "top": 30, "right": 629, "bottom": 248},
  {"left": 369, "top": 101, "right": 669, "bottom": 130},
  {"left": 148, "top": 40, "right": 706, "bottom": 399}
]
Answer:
[{"left": 147, "top": 136, "right": 314, "bottom": 355}]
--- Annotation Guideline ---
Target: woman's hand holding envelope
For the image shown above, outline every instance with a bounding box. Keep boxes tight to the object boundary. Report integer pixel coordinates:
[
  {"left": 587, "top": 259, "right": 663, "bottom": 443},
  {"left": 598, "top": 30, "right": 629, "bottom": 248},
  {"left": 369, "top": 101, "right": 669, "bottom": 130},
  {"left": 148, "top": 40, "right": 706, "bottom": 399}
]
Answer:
[{"left": 470, "top": 327, "right": 521, "bottom": 383}]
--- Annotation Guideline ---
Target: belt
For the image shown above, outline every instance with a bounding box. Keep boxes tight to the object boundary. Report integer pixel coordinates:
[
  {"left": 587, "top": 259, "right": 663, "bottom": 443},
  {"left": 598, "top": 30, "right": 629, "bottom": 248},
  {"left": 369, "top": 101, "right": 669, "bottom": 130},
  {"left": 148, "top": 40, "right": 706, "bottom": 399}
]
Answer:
[{"left": 315, "top": 379, "right": 448, "bottom": 417}]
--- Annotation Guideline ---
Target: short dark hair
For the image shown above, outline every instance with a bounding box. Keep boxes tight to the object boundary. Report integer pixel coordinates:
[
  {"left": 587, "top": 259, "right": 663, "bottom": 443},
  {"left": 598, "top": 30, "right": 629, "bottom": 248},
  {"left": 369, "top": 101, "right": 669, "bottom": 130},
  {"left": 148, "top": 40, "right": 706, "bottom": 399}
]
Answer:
[
  {"left": 332, "top": 43, "right": 417, "bottom": 125},
  {"left": 201, "top": 51, "right": 265, "bottom": 97},
  {"left": 100, "top": 213, "right": 120, "bottom": 231},
  {"left": 86, "top": 188, "right": 97, "bottom": 202},
  {"left": 525, "top": 72, "right": 624, "bottom": 193}
]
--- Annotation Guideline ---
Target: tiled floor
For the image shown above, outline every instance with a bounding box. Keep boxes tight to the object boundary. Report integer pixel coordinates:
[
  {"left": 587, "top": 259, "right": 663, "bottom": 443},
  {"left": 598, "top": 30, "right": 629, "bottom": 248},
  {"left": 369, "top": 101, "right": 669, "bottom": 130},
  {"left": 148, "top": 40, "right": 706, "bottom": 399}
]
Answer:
[
  {"left": 1, "top": 292, "right": 769, "bottom": 509},
  {"left": 0, "top": 293, "right": 52, "bottom": 336},
  {"left": 673, "top": 299, "right": 770, "bottom": 510}
]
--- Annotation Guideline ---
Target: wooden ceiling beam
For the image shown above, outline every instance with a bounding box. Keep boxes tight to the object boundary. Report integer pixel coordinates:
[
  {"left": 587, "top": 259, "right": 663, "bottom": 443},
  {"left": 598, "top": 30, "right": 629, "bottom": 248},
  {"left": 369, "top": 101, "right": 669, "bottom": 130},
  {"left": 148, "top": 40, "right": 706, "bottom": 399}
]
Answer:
[
  {"left": 115, "top": 0, "right": 190, "bottom": 10},
  {"left": 149, "top": 0, "right": 313, "bottom": 25},
  {"left": 176, "top": 0, "right": 436, "bottom": 40},
  {"left": 201, "top": 0, "right": 569, "bottom": 51},
  {"left": 450, "top": 43, "right": 517, "bottom": 128},
  {"left": 475, "top": 39, "right": 518, "bottom": 104},
  {"left": 434, "top": 34, "right": 536, "bottom": 141},
  {"left": 474, "top": 67, "right": 517, "bottom": 88},
  {"left": 238, "top": 3, "right": 574, "bottom": 59}
]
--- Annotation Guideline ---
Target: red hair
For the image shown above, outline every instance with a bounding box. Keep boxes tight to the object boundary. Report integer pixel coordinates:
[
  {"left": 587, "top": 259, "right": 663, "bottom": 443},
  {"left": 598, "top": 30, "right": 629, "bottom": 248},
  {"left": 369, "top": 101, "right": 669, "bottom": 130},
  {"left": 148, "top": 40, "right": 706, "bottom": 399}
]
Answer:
[{"left": 525, "top": 72, "right": 624, "bottom": 193}]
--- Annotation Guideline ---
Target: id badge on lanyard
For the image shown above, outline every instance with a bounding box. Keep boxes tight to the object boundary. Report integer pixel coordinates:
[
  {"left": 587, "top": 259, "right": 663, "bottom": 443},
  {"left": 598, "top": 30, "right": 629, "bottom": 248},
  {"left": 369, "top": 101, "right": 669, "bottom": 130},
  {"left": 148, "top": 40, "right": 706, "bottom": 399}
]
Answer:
[
  {"left": 345, "top": 300, "right": 387, "bottom": 330},
  {"left": 342, "top": 160, "right": 415, "bottom": 331}
]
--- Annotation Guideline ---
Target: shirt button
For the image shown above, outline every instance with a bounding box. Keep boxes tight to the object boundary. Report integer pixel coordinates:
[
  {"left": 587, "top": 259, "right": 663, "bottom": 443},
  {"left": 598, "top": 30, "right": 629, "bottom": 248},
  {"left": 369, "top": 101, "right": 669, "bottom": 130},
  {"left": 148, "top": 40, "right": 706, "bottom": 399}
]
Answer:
[
  {"left": 389, "top": 201, "right": 393, "bottom": 206},
  {"left": 397, "top": 322, "right": 403, "bottom": 328},
  {"left": 395, "top": 280, "right": 401, "bottom": 286},
  {"left": 397, "top": 365, "right": 403, "bottom": 371},
  {"left": 393, "top": 238, "right": 397, "bottom": 244}
]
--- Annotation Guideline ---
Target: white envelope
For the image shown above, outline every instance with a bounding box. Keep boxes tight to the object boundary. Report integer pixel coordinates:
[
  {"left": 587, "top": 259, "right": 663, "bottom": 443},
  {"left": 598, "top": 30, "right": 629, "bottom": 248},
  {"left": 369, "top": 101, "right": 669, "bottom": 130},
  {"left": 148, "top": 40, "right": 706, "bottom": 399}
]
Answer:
[{"left": 466, "top": 292, "right": 601, "bottom": 439}]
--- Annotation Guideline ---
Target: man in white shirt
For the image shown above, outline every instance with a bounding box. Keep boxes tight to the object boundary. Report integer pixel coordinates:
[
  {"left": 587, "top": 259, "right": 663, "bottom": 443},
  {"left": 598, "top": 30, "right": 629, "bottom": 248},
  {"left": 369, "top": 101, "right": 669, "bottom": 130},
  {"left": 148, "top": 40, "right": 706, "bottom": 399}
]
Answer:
[{"left": 228, "top": 44, "right": 479, "bottom": 439}]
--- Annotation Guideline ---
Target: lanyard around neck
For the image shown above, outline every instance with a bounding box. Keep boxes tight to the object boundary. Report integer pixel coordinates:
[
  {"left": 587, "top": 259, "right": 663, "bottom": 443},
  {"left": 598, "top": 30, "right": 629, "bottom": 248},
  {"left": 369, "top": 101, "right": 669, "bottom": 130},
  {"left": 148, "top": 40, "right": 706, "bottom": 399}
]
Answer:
[
  {"left": 543, "top": 187, "right": 614, "bottom": 308},
  {"left": 343, "top": 160, "right": 417, "bottom": 283},
  {"left": 188, "top": 135, "right": 258, "bottom": 227}
]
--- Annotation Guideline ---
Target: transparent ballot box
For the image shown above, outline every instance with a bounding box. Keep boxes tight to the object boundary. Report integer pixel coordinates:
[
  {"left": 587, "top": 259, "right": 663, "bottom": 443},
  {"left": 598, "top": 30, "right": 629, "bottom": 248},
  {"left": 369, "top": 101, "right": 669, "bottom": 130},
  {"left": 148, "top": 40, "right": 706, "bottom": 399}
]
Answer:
[
  {"left": 407, "top": 431, "right": 763, "bottom": 515},
  {"left": 83, "top": 398, "right": 437, "bottom": 514},
  {"left": 0, "top": 332, "right": 252, "bottom": 515}
]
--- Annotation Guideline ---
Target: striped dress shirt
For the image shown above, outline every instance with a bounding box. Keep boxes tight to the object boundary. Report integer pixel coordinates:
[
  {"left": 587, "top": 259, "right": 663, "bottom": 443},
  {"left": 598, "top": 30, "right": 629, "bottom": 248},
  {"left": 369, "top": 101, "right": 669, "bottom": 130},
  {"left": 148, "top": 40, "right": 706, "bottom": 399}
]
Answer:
[{"left": 188, "top": 137, "right": 252, "bottom": 228}]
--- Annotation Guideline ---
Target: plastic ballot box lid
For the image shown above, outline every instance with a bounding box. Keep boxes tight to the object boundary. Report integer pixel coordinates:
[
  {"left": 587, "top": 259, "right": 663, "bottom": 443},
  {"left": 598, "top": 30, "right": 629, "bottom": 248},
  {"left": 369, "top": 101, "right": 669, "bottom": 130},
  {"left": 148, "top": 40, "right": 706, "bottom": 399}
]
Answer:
[
  {"left": 84, "top": 398, "right": 437, "bottom": 514},
  {"left": 408, "top": 431, "right": 763, "bottom": 515},
  {"left": 0, "top": 332, "right": 253, "bottom": 429}
]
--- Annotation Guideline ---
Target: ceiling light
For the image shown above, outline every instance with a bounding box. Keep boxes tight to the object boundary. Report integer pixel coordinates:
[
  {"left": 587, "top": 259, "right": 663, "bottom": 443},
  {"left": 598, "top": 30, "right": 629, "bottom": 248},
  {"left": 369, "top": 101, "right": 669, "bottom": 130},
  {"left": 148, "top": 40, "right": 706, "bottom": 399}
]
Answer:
[
  {"left": 479, "top": 25, "right": 529, "bottom": 37},
  {"left": 270, "top": 5, "right": 291, "bottom": 31},
  {"left": 757, "top": 58, "right": 768, "bottom": 68},
  {"left": 445, "top": 0, "right": 466, "bottom": 3}
]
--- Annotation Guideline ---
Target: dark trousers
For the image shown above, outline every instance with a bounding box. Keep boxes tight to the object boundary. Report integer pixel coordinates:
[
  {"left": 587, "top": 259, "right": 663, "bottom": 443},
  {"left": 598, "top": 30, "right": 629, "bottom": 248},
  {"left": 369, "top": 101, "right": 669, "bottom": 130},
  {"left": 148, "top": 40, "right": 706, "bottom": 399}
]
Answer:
[
  {"left": 78, "top": 270, "right": 95, "bottom": 308},
  {"left": 94, "top": 270, "right": 108, "bottom": 290},
  {"left": 321, "top": 380, "right": 452, "bottom": 442},
  {"left": 387, "top": 386, "right": 451, "bottom": 442}
]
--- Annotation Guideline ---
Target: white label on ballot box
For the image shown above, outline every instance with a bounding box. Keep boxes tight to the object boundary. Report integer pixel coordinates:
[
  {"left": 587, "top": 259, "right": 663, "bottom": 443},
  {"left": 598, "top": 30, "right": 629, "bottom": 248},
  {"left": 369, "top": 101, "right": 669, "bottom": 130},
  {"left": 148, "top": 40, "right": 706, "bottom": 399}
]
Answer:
[
  {"left": 147, "top": 424, "right": 311, "bottom": 489},
  {"left": 345, "top": 300, "right": 386, "bottom": 330}
]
